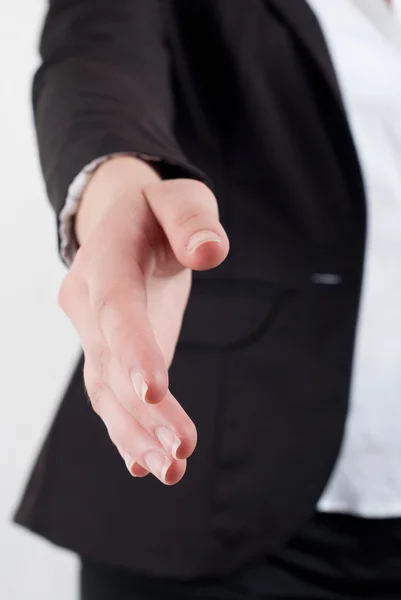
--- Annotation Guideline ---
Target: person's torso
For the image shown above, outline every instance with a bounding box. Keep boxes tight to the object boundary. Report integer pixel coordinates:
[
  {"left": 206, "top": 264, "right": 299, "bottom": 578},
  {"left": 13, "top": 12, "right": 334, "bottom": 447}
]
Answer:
[{"left": 15, "top": 1, "right": 377, "bottom": 577}]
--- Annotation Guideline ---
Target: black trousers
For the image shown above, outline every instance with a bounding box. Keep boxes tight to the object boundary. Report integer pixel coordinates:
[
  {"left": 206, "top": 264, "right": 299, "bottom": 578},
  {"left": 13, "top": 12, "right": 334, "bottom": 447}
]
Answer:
[{"left": 80, "top": 512, "right": 401, "bottom": 600}]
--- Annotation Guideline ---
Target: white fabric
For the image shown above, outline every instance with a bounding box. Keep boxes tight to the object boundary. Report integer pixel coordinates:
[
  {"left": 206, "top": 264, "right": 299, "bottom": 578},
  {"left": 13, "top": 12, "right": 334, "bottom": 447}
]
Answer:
[{"left": 305, "top": 0, "right": 401, "bottom": 517}]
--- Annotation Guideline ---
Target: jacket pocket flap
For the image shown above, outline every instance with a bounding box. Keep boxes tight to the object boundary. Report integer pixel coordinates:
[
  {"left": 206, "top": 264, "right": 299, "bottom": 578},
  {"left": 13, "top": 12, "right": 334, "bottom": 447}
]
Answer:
[{"left": 178, "top": 279, "right": 286, "bottom": 349}]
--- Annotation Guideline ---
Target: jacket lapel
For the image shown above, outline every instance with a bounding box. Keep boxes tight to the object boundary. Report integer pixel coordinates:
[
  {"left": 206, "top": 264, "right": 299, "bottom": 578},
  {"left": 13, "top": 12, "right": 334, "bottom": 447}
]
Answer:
[
  {"left": 264, "top": 0, "right": 366, "bottom": 223},
  {"left": 265, "top": 0, "right": 344, "bottom": 108}
]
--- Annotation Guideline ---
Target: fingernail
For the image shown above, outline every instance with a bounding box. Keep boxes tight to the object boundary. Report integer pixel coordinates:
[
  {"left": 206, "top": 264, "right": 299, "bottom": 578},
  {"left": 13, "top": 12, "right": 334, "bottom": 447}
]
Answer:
[
  {"left": 131, "top": 371, "right": 149, "bottom": 403},
  {"left": 144, "top": 452, "right": 172, "bottom": 484},
  {"left": 156, "top": 427, "right": 181, "bottom": 460},
  {"left": 187, "top": 231, "right": 222, "bottom": 254}
]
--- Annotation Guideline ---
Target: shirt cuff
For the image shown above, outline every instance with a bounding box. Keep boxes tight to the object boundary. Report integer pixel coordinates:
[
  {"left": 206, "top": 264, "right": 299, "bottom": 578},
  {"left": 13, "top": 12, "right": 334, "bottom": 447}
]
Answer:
[{"left": 59, "top": 152, "right": 161, "bottom": 266}]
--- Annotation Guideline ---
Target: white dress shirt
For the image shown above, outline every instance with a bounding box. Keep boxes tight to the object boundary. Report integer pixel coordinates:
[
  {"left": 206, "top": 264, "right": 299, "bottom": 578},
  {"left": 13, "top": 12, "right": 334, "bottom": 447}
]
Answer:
[
  {"left": 59, "top": 0, "right": 401, "bottom": 517},
  {"left": 306, "top": 0, "right": 401, "bottom": 517}
]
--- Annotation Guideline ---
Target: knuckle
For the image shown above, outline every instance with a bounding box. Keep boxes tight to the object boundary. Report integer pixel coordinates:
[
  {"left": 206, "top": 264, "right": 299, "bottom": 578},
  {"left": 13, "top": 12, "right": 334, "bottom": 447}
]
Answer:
[
  {"left": 150, "top": 179, "right": 218, "bottom": 216},
  {"left": 83, "top": 357, "right": 109, "bottom": 415},
  {"left": 87, "top": 376, "right": 108, "bottom": 416},
  {"left": 91, "top": 291, "right": 133, "bottom": 357},
  {"left": 91, "top": 289, "right": 112, "bottom": 324},
  {"left": 74, "top": 243, "right": 91, "bottom": 270},
  {"left": 167, "top": 178, "right": 213, "bottom": 198},
  {"left": 189, "top": 179, "right": 216, "bottom": 199},
  {"left": 181, "top": 179, "right": 218, "bottom": 210},
  {"left": 124, "top": 398, "right": 142, "bottom": 422},
  {"left": 58, "top": 273, "right": 76, "bottom": 312},
  {"left": 96, "top": 344, "right": 111, "bottom": 381},
  {"left": 176, "top": 193, "right": 219, "bottom": 230},
  {"left": 176, "top": 209, "right": 210, "bottom": 230}
]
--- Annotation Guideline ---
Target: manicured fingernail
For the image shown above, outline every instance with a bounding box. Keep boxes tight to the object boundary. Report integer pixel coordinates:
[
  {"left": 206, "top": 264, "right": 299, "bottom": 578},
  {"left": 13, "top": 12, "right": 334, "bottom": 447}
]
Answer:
[
  {"left": 144, "top": 452, "right": 172, "bottom": 484},
  {"left": 131, "top": 371, "right": 148, "bottom": 403},
  {"left": 156, "top": 427, "right": 181, "bottom": 460},
  {"left": 187, "top": 231, "right": 222, "bottom": 254}
]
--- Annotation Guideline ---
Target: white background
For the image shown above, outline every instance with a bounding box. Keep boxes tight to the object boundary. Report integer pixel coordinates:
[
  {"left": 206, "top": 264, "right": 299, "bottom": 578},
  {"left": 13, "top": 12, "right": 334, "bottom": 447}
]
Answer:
[
  {"left": 0, "top": 2, "right": 79, "bottom": 599},
  {"left": 1, "top": 1, "right": 401, "bottom": 600}
]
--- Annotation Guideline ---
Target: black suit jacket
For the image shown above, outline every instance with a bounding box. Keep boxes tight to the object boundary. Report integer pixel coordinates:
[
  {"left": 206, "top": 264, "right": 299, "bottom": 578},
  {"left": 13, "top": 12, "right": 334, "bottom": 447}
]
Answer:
[{"left": 15, "top": 0, "right": 366, "bottom": 578}]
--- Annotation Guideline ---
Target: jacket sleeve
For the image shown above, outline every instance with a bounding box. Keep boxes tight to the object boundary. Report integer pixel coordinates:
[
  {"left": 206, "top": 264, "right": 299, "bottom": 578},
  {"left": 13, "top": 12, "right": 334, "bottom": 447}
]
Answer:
[{"left": 34, "top": 0, "right": 206, "bottom": 251}]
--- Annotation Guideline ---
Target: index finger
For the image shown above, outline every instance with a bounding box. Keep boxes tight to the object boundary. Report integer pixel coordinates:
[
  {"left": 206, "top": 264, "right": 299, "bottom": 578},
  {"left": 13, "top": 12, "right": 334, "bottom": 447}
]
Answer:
[{"left": 83, "top": 238, "right": 169, "bottom": 405}]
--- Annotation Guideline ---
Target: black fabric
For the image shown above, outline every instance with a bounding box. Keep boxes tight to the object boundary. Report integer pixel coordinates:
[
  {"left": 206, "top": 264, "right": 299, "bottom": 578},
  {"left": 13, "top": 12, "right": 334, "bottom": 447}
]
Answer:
[
  {"left": 33, "top": 0, "right": 210, "bottom": 237},
  {"left": 15, "top": 0, "right": 367, "bottom": 580},
  {"left": 80, "top": 513, "right": 401, "bottom": 599}
]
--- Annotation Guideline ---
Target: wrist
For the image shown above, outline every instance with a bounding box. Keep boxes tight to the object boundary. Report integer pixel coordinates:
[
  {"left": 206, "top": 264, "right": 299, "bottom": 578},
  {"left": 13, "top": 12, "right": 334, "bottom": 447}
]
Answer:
[{"left": 75, "top": 156, "right": 162, "bottom": 245}]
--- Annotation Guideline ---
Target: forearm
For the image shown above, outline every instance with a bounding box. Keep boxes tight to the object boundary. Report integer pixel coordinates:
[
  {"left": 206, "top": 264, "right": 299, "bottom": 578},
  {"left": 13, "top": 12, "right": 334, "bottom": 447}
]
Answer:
[{"left": 35, "top": 0, "right": 207, "bottom": 263}]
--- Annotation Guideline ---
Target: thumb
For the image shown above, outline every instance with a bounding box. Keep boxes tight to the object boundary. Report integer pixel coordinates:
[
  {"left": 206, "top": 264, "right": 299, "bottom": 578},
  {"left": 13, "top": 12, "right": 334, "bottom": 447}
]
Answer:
[{"left": 144, "top": 179, "right": 229, "bottom": 271}]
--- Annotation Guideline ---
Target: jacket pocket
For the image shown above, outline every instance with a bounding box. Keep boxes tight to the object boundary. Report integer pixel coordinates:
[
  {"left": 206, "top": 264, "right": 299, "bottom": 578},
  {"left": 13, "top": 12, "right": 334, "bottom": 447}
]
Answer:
[{"left": 177, "top": 277, "right": 290, "bottom": 350}]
